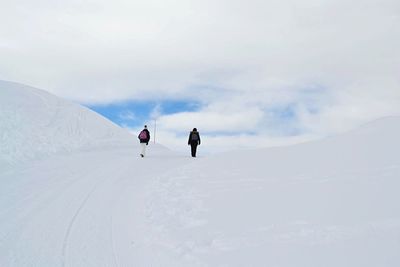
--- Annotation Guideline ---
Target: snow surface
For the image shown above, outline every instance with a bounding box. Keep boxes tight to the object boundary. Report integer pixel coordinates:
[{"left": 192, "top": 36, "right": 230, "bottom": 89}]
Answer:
[
  {"left": 0, "top": 80, "right": 133, "bottom": 169},
  {"left": 1, "top": 81, "right": 400, "bottom": 266}
]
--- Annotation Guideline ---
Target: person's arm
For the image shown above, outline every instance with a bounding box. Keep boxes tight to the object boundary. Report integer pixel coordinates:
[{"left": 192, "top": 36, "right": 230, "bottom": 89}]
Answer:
[
  {"left": 198, "top": 133, "right": 201, "bottom": 145},
  {"left": 146, "top": 130, "right": 150, "bottom": 145},
  {"left": 188, "top": 133, "right": 191, "bottom": 145}
]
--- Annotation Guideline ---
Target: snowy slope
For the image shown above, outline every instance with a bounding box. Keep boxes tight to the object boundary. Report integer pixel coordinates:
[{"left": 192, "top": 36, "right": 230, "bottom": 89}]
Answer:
[
  {"left": 145, "top": 116, "right": 400, "bottom": 266},
  {"left": 0, "top": 80, "right": 135, "bottom": 168},
  {"left": 0, "top": 82, "right": 399, "bottom": 266}
]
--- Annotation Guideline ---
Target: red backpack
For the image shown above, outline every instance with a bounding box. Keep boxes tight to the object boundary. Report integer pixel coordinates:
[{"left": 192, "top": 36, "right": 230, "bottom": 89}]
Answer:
[{"left": 139, "top": 130, "right": 148, "bottom": 140}]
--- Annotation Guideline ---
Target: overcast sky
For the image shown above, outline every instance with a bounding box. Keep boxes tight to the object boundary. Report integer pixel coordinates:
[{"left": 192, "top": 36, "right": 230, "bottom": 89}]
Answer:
[{"left": 1, "top": 0, "right": 400, "bottom": 153}]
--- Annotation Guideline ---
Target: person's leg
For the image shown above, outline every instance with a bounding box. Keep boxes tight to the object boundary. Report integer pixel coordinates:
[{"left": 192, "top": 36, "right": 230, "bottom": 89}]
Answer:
[
  {"left": 191, "top": 143, "right": 197, "bottom": 157},
  {"left": 190, "top": 144, "right": 194, "bottom": 157},
  {"left": 141, "top": 143, "right": 146, "bottom": 157}
]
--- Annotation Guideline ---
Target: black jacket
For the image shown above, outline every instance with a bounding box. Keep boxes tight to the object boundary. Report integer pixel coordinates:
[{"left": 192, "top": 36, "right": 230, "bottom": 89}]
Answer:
[
  {"left": 188, "top": 131, "right": 200, "bottom": 145},
  {"left": 138, "top": 129, "right": 150, "bottom": 144}
]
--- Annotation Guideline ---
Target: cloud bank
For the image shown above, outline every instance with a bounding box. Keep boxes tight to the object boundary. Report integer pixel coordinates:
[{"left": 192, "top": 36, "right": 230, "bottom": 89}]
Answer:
[{"left": 1, "top": 0, "right": 399, "bottom": 152}]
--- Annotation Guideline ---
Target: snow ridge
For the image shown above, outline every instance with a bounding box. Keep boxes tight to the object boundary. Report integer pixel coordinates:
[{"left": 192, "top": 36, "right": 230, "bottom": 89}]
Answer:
[{"left": 0, "top": 80, "right": 135, "bottom": 168}]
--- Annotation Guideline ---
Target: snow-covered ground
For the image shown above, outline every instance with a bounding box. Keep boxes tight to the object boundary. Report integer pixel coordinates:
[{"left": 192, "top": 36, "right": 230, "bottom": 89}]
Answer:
[
  {"left": 1, "top": 81, "right": 400, "bottom": 266},
  {"left": 0, "top": 81, "right": 133, "bottom": 170}
]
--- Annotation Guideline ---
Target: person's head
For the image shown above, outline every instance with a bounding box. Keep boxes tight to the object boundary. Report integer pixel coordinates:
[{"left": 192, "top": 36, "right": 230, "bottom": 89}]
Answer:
[
  {"left": 144, "top": 125, "right": 147, "bottom": 129},
  {"left": 193, "top": 128, "right": 197, "bottom": 132}
]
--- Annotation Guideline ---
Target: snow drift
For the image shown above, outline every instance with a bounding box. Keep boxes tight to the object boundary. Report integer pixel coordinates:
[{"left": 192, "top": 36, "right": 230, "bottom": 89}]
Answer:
[
  {"left": 0, "top": 80, "right": 135, "bottom": 168},
  {"left": 1, "top": 81, "right": 399, "bottom": 266}
]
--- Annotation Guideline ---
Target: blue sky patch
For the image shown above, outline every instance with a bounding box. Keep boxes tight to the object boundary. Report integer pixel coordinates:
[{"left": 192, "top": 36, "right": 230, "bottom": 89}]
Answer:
[{"left": 87, "top": 100, "right": 201, "bottom": 128}]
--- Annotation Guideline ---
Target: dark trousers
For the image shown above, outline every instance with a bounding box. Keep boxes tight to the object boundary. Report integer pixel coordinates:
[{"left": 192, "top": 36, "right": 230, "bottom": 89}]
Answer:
[{"left": 190, "top": 141, "right": 198, "bottom": 157}]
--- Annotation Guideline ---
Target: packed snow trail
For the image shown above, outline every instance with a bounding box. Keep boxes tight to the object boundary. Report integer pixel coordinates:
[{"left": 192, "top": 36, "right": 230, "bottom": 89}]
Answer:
[
  {"left": 0, "top": 145, "right": 194, "bottom": 266},
  {"left": 2, "top": 140, "right": 400, "bottom": 266}
]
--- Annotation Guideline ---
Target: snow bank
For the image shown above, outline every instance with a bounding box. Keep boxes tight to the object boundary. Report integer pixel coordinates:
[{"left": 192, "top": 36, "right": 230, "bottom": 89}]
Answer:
[
  {"left": 0, "top": 80, "right": 135, "bottom": 168},
  {"left": 142, "top": 116, "right": 400, "bottom": 266}
]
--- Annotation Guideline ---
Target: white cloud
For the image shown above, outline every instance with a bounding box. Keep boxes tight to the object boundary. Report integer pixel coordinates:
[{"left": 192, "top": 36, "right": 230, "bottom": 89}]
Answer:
[
  {"left": 118, "top": 110, "right": 136, "bottom": 121},
  {"left": 157, "top": 108, "right": 264, "bottom": 133},
  {"left": 1, "top": 0, "right": 400, "bottom": 152},
  {"left": 150, "top": 104, "right": 162, "bottom": 120}
]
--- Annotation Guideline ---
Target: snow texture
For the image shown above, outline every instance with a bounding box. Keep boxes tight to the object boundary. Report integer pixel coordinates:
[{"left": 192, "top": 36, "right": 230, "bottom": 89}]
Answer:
[
  {"left": 1, "top": 81, "right": 400, "bottom": 266},
  {"left": 0, "top": 80, "right": 133, "bottom": 169}
]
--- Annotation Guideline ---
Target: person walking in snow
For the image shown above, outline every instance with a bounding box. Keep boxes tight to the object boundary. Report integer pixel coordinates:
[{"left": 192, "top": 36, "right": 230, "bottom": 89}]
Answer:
[
  {"left": 138, "top": 125, "right": 150, "bottom": 157},
  {"left": 188, "top": 128, "right": 201, "bottom": 157}
]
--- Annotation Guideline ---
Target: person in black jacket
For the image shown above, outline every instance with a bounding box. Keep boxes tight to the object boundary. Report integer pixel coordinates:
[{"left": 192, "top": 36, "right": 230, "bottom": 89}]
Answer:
[
  {"left": 138, "top": 125, "right": 150, "bottom": 157},
  {"left": 188, "top": 128, "right": 201, "bottom": 157}
]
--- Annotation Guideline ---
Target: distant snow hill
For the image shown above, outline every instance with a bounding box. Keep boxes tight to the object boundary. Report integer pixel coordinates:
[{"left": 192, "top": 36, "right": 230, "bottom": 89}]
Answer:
[
  {"left": 0, "top": 80, "right": 135, "bottom": 168},
  {"left": 216, "top": 115, "right": 400, "bottom": 180}
]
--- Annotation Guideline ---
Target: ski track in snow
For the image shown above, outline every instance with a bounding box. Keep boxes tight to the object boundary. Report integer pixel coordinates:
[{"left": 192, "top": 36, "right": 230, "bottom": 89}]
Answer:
[
  {"left": 60, "top": 159, "right": 126, "bottom": 267},
  {"left": 59, "top": 152, "right": 138, "bottom": 267},
  {"left": 61, "top": 183, "right": 97, "bottom": 267},
  {"left": 0, "top": 147, "right": 195, "bottom": 266}
]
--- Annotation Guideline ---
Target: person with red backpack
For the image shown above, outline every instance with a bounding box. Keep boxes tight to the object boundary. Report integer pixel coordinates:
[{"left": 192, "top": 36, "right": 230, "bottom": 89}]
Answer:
[
  {"left": 138, "top": 125, "right": 150, "bottom": 157},
  {"left": 188, "top": 128, "right": 201, "bottom": 157}
]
